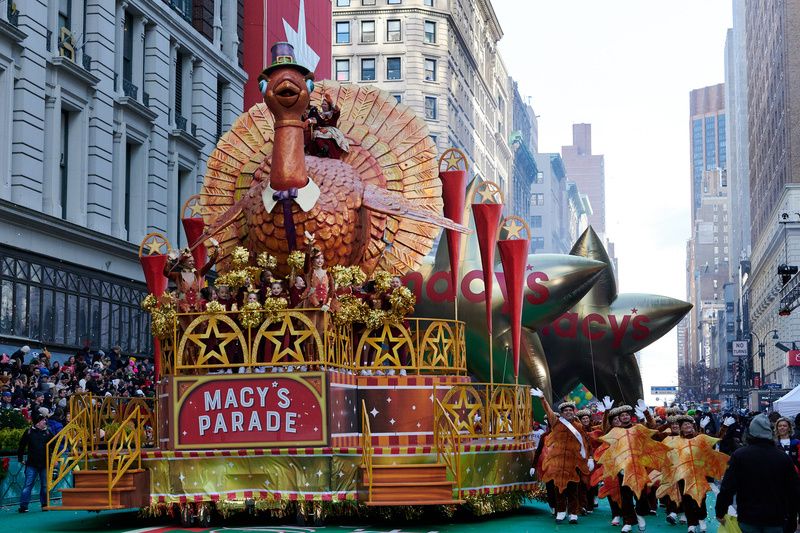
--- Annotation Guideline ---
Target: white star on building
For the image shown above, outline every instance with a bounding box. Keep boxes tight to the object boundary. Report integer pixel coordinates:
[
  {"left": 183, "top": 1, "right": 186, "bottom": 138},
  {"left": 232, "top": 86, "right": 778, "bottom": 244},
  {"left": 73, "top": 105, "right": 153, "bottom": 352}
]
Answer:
[{"left": 283, "top": 0, "right": 320, "bottom": 72}]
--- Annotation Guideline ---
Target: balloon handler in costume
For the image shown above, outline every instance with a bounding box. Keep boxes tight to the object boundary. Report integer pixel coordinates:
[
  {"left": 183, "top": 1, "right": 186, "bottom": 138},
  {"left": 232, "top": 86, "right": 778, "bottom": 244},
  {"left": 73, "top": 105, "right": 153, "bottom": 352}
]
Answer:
[
  {"left": 594, "top": 400, "right": 666, "bottom": 532},
  {"left": 531, "top": 387, "right": 593, "bottom": 525},
  {"left": 656, "top": 414, "right": 728, "bottom": 533}
]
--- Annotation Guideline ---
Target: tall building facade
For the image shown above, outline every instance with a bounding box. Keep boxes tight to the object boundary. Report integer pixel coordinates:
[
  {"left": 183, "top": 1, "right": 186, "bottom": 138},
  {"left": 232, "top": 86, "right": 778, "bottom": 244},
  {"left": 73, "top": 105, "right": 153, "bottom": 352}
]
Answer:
[
  {"left": 529, "top": 153, "right": 589, "bottom": 253},
  {"left": 509, "top": 80, "right": 538, "bottom": 235},
  {"left": 689, "top": 84, "right": 726, "bottom": 221},
  {"left": 561, "top": 124, "right": 605, "bottom": 235},
  {"left": 682, "top": 84, "right": 728, "bottom": 398},
  {"left": 0, "top": 1, "right": 246, "bottom": 357},
  {"left": 330, "top": 0, "right": 514, "bottom": 201},
  {"left": 742, "top": 0, "right": 800, "bottom": 392}
]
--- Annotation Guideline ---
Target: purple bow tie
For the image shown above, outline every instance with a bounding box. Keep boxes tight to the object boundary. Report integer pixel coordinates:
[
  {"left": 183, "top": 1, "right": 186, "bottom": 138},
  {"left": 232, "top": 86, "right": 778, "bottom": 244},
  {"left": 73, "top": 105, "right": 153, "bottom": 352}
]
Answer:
[{"left": 272, "top": 188, "right": 299, "bottom": 202}]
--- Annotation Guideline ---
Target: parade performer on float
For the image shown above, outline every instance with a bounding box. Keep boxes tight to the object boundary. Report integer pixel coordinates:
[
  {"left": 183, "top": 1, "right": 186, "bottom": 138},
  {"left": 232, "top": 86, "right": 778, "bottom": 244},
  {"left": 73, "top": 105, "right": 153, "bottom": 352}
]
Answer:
[
  {"left": 596, "top": 399, "right": 667, "bottom": 532},
  {"left": 657, "top": 414, "right": 728, "bottom": 533},
  {"left": 531, "top": 387, "right": 593, "bottom": 525}
]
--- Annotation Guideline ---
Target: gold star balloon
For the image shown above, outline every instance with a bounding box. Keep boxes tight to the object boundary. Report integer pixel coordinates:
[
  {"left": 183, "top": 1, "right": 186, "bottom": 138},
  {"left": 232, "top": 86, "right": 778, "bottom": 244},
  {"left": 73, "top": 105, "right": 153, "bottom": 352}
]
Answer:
[
  {"left": 407, "top": 180, "right": 605, "bottom": 398},
  {"left": 536, "top": 227, "right": 692, "bottom": 404}
]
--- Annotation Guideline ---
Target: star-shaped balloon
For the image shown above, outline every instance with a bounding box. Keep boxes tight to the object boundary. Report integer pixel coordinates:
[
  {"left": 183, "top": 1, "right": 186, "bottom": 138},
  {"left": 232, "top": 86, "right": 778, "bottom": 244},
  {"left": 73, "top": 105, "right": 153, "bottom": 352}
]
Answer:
[
  {"left": 407, "top": 181, "right": 605, "bottom": 398},
  {"left": 537, "top": 227, "right": 692, "bottom": 403}
]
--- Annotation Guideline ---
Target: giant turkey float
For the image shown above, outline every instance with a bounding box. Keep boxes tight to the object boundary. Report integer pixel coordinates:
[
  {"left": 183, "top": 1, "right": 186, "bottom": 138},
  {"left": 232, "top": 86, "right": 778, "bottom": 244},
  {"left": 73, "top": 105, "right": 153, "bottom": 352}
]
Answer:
[{"left": 43, "top": 43, "right": 691, "bottom": 525}]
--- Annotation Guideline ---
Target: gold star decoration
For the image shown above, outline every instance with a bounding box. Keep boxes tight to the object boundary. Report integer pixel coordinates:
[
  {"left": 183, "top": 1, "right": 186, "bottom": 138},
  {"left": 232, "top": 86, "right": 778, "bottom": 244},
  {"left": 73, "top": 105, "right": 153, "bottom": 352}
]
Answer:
[
  {"left": 366, "top": 323, "right": 414, "bottom": 368},
  {"left": 182, "top": 194, "right": 204, "bottom": 218},
  {"left": 443, "top": 387, "right": 483, "bottom": 434},
  {"left": 439, "top": 148, "right": 468, "bottom": 172},
  {"left": 184, "top": 317, "right": 240, "bottom": 366},
  {"left": 421, "top": 323, "right": 454, "bottom": 368},
  {"left": 501, "top": 216, "right": 529, "bottom": 240},
  {"left": 475, "top": 181, "right": 503, "bottom": 204},
  {"left": 262, "top": 315, "right": 314, "bottom": 364},
  {"left": 140, "top": 232, "right": 170, "bottom": 257}
]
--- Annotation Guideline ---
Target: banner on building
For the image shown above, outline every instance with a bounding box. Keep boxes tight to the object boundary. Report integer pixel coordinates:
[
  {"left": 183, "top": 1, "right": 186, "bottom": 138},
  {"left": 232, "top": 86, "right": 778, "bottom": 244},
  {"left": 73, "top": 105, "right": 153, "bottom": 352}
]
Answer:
[
  {"left": 788, "top": 349, "right": 800, "bottom": 367},
  {"left": 243, "top": 0, "right": 332, "bottom": 109}
]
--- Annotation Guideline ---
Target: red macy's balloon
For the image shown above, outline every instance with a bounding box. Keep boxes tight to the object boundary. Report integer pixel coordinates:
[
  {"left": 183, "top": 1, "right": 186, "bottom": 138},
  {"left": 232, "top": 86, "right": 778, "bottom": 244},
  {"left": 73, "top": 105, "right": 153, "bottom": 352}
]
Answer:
[{"left": 537, "top": 227, "right": 692, "bottom": 404}]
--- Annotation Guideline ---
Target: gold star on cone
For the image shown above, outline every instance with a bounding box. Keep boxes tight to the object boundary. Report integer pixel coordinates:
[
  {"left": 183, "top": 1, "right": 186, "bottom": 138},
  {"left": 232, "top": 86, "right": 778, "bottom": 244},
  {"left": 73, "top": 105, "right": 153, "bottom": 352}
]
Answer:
[
  {"left": 146, "top": 238, "right": 166, "bottom": 256},
  {"left": 188, "top": 201, "right": 203, "bottom": 217},
  {"left": 476, "top": 182, "right": 502, "bottom": 204},
  {"left": 503, "top": 219, "right": 525, "bottom": 239}
]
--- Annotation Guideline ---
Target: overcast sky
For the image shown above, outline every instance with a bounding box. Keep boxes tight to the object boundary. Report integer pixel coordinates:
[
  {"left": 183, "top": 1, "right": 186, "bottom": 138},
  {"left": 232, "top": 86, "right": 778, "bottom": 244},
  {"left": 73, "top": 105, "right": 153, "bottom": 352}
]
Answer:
[{"left": 493, "top": 0, "right": 733, "bottom": 404}]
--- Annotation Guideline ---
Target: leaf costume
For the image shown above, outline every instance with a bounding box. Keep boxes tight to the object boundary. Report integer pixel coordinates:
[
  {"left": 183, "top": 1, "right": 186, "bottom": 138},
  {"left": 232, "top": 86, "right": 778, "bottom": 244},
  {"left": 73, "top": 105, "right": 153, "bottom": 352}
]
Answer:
[
  {"left": 597, "top": 425, "right": 669, "bottom": 498},
  {"left": 540, "top": 416, "right": 591, "bottom": 492},
  {"left": 658, "top": 434, "right": 728, "bottom": 505}
]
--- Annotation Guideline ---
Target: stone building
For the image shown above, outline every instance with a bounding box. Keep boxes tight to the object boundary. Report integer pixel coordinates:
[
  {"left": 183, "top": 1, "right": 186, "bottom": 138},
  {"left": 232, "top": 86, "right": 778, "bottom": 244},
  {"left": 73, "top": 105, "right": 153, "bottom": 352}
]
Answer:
[
  {"left": 331, "top": 0, "right": 514, "bottom": 201},
  {"left": 0, "top": 1, "right": 245, "bottom": 357}
]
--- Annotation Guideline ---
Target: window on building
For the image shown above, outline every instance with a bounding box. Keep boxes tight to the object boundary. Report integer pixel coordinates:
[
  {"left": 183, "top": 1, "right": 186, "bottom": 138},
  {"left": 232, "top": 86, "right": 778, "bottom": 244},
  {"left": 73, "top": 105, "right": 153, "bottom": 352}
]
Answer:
[
  {"left": 58, "top": 0, "right": 71, "bottom": 30},
  {"left": 424, "top": 20, "right": 436, "bottom": 43},
  {"left": 531, "top": 237, "right": 545, "bottom": 250},
  {"left": 361, "top": 20, "right": 375, "bottom": 43},
  {"left": 216, "top": 79, "right": 226, "bottom": 139},
  {"left": 361, "top": 58, "right": 376, "bottom": 81},
  {"left": 424, "top": 96, "right": 437, "bottom": 120},
  {"left": 424, "top": 58, "right": 437, "bottom": 81},
  {"left": 335, "top": 59, "right": 350, "bottom": 81},
  {"left": 534, "top": 171, "right": 544, "bottom": 184},
  {"left": 175, "top": 51, "right": 184, "bottom": 120},
  {"left": 386, "top": 57, "right": 401, "bottom": 80},
  {"left": 336, "top": 21, "right": 350, "bottom": 43},
  {"left": 124, "top": 143, "right": 133, "bottom": 238},
  {"left": 531, "top": 215, "right": 542, "bottom": 228},
  {"left": 424, "top": 0, "right": 434, "bottom": 5},
  {"left": 532, "top": 193, "right": 544, "bottom": 206},
  {"left": 362, "top": 0, "right": 376, "bottom": 4},
  {"left": 122, "top": 12, "right": 133, "bottom": 86},
  {"left": 387, "top": 0, "right": 401, "bottom": 4},
  {"left": 59, "top": 110, "right": 70, "bottom": 220},
  {"left": 392, "top": 93, "right": 402, "bottom": 103},
  {"left": 387, "top": 19, "right": 401, "bottom": 41},
  {"left": 430, "top": 134, "right": 437, "bottom": 145},
  {"left": 336, "top": 0, "right": 350, "bottom": 5}
]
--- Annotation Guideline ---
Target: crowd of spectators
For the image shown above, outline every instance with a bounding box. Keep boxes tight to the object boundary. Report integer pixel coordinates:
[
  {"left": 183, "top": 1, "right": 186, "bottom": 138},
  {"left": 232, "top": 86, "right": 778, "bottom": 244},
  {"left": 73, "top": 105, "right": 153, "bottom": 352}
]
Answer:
[{"left": 0, "top": 344, "right": 156, "bottom": 431}]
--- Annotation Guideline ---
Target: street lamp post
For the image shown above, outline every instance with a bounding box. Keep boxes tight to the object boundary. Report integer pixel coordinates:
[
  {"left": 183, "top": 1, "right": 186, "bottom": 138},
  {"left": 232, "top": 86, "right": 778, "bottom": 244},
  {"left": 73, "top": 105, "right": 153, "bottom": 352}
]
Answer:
[{"left": 749, "top": 329, "right": 779, "bottom": 388}]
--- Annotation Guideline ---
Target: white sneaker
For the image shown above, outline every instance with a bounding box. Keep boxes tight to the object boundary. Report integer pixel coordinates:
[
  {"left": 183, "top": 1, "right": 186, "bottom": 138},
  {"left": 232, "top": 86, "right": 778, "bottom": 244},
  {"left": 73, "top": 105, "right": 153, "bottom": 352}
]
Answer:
[
  {"left": 386, "top": 369, "right": 396, "bottom": 376},
  {"left": 399, "top": 369, "right": 407, "bottom": 376},
  {"left": 687, "top": 527, "right": 696, "bottom": 533},
  {"left": 637, "top": 515, "right": 647, "bottom": 529},
  {"left": 666, "top": 512, "right": 677, "bottom": 525},
  {"left": 621, "top": 526, "right": 632, "bottom": 532},
  {"left": 568, "top": 514, "right": 578, "bottom": 524},
  {"left": 555, "top": 511, "right": 566, "bottom": 523},
  {"left": 679, "top": 514, "right": 687, "bottom": 524},
  {"left": 375, "top": 369, "right": 385, "bottom": 376},
  {"left": 611, "top": 516, "right": 620, "bottom": 526},
  {"left": 698, "top": 519, "right": 706, "bottom": 532},
  {"left": 300, "top": 365, "right": 308, "bottom": 372},
  {"left": 286, "top": 365, "right": 294, "bottom": 373},
  {"left": 360, "top": 369, "right": 371, "bottom": 376}
]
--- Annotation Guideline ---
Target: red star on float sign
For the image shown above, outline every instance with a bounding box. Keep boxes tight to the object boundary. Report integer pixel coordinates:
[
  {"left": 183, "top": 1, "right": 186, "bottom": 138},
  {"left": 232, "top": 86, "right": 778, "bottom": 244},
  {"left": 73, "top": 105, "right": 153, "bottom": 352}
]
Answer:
[{"left": 537, "top": 227, "right": 691, "bottom": 404}]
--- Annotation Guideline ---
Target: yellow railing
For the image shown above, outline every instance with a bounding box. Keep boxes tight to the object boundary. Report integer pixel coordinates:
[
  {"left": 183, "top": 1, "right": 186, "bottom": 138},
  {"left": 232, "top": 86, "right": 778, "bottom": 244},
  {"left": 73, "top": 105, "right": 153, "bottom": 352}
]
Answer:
[
  {"left": 106, "top": 405, "right": 144, "bottom": 508},
  {"left": 163, "top": 309, "right": 466, "bottom": 376},
  {"left": 46, "top": 405, "right": 91, "bottom": 508},
  {"left": 69, "top": 394, "right": 158, "bottom": 449},
  {"left": 434, "top": 398, "right": 462, "bottom": 498},
  {"left": 361, "top": 399, "right": 374, "bottom": 503},
  {"left": 435, "top": 383, "right": 533, "bottom": 440}
]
